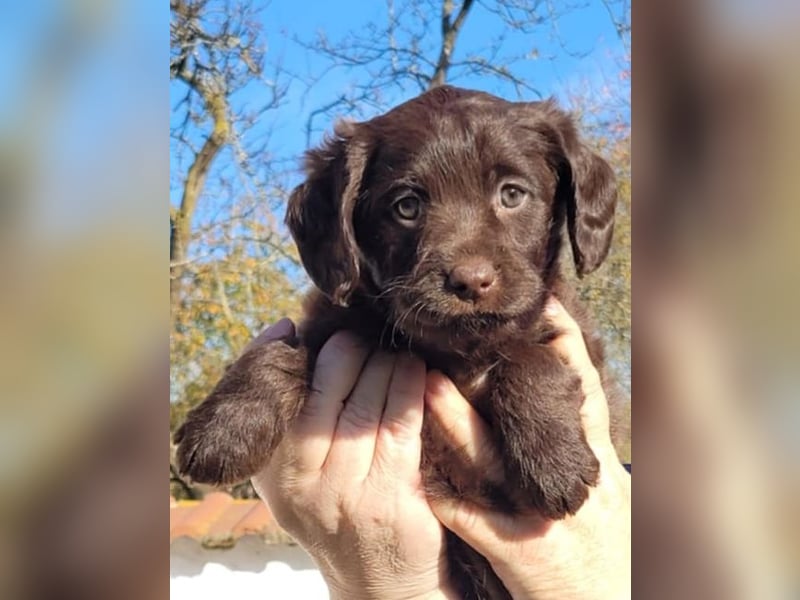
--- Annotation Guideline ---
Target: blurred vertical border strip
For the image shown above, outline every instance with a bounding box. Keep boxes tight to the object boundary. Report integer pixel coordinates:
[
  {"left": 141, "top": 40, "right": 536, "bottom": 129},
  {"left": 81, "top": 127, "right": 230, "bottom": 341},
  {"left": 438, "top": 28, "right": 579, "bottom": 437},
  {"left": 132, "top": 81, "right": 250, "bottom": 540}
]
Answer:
[{"left": 0, "top": 0, "right": 169, "bottom": 598}]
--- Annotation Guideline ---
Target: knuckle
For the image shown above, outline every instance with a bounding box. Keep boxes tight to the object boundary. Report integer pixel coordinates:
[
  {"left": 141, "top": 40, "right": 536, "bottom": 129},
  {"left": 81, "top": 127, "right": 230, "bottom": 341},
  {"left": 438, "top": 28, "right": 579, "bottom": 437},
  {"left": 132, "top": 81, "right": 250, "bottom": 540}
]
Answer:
[
  {"left": 389, "top": 378, "right": 421, "bottom": 401},
  {"left": 339, "top": 399, "right": 379, "bottom": 431},
  {"left": 364, "top": 468, "right": 396, "bottom": 499},
  {"left": 379, "top": 415, "right": 418, "bottom": 443},
  {"left": 299, "top": 392, "right": 325, "bottom": 419},
  {"left": 439, "top": 405, "right": 468, "bottom": 437},
  {"left": 581, "top": 371, "right": 605, "bottom": 400}
]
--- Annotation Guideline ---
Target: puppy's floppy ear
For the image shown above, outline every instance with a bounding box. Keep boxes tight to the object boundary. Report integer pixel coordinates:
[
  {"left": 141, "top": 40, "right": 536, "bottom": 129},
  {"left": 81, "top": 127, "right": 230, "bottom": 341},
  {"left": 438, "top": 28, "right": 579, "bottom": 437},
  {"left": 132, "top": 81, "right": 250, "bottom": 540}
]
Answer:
[
  {"left": 286, "top": 121, "right": 370, "bottom": 306},
  {"left": 537, "top": 102, "right": 618, "bottom": 276}
]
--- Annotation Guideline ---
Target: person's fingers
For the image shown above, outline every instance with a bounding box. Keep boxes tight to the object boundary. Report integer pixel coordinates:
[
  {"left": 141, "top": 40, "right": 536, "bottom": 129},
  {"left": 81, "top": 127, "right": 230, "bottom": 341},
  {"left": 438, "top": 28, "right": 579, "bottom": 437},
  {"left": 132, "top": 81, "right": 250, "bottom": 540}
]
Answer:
[
  {"left": 423, "top": 371, "right": 505, "bottom": 482},
  {"left": 244, "top": 318, "right": 296, "bottom": 352},
  {"left": 544, "top": 298, "right": 614, "bottom": 457},
  {"left": 428, "top": 495, "right": 549, "bottom": 564},
  {"left": 324, "top": 351, "right": 396, "bottom": 480},
  {"left": 287, "top": 331, "right": 371, "bottom": 471},
  {"left": 371, "top": 353, "right": 426, "bottom": 480}
]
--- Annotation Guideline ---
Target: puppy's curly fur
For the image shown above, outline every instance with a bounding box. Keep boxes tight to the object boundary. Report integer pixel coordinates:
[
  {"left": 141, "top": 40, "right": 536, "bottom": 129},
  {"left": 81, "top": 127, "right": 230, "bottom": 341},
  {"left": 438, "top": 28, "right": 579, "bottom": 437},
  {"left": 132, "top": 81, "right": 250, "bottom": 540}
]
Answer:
[{"left": 175, "top": 86, "right": 624, "bottom": 599}]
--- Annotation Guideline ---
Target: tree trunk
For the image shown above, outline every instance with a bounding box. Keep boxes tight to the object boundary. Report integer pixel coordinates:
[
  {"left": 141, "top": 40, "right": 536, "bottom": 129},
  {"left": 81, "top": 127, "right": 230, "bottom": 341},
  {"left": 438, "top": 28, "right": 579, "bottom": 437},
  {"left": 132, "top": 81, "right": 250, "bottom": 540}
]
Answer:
[
  {"left": 430, "top": 0, "right": 474, "bottom": 88},
  {"left": 170, "top": 89, "right": 229, "bottom": 319}
]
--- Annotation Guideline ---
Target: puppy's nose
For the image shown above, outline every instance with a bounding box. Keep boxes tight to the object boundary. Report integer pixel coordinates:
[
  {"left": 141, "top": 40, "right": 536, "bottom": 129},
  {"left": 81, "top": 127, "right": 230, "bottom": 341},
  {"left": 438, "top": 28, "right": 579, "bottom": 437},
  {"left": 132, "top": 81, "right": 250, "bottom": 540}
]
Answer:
[{"left": 446, "top": 259, "right": 497, "bottom": 301}]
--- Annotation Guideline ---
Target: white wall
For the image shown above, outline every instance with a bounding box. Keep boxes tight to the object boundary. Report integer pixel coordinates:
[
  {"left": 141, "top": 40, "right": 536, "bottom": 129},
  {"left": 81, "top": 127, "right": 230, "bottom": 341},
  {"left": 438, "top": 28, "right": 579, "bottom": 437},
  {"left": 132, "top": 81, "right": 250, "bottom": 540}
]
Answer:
[{"left": 170, "top": 537, "right": 329, "bottom": 599}]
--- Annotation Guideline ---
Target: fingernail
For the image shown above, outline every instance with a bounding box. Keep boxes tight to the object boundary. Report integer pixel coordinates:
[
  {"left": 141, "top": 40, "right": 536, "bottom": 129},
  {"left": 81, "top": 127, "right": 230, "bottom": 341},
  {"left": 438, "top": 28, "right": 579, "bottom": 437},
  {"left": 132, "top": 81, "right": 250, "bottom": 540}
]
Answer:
[
  {"left": 271, "top": 317, "right": 294, "bottom": 337},
  {"left": 544, "top": 297, "right": 561, "bottom": 317},
  {"left": 252, "top": 318, "right": 293, "bottom": 346}
]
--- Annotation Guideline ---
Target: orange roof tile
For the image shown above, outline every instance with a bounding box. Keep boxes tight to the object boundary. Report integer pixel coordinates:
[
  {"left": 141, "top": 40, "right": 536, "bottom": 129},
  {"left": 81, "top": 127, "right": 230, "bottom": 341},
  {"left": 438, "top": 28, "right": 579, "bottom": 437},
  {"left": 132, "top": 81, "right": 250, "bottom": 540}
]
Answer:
[
  {"left": 232, "top": 502, "right": 273, "bottom": 538},
  {"left": 170, "top": 492, "right": 290, "bottom": 548}
]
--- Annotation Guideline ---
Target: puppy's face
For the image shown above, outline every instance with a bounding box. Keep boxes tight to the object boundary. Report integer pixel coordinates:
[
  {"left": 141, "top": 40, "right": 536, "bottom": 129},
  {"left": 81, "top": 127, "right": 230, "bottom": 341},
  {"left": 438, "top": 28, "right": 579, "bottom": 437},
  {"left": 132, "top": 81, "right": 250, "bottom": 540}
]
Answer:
[
  {"left": 354, "top": 106, "right": 559, "bottom": 335},
  {"left": 287, "top": 86, "right": 617, "bottom": 344}
]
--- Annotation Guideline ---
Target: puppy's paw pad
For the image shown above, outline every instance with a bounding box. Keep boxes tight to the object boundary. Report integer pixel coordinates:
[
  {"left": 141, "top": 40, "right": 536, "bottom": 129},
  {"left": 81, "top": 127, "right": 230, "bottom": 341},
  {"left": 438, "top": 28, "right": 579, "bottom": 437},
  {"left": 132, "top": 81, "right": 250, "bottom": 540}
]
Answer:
[
  {"left": 174, "top": 418, "right": 258, "bottom": 485},
  {"left": 173, "top": 342, "right": 310, "bottom": 486},
  {"left": 537, "top": 449, "right": 600, "bottom": 519}
]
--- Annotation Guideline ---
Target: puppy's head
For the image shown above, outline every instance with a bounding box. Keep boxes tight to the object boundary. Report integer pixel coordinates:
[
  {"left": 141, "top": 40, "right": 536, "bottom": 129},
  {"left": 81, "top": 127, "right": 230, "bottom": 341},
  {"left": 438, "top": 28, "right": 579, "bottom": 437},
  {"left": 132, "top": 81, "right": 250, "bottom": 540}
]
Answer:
[{"left": 287, "top": 86, "right": 616, "bottom": 341}]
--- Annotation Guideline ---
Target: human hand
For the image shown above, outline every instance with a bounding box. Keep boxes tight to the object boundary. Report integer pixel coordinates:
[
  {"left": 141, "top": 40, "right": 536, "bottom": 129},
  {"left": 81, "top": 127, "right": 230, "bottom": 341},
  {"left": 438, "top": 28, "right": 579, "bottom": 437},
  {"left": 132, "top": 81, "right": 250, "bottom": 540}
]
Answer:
[
  {"left": 249, "top": 320, "right": 456, "bottom": 600},
  {"left": 424, "top": 299, "right": 631, "bottom": 600}
]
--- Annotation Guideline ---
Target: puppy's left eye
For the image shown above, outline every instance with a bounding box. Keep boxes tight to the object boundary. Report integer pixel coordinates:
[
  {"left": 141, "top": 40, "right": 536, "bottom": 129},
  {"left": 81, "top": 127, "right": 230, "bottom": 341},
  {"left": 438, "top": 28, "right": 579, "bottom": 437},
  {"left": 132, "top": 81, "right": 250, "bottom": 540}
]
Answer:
[
  {"left": 393, "top": 195, "right": 421, "bottom": 221},
  {"left": 500, "top": 184, "right": 529, "bottom": 209}
]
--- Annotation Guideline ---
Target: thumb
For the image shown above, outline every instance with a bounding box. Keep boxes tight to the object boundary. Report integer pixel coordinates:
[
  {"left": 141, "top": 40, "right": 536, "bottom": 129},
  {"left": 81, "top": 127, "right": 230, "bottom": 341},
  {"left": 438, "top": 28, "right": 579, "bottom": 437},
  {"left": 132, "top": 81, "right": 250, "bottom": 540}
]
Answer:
[
  {"left": 544, "top": 298, "right": 616, "bottom": 460},
  {"left": 428, "top": 496, "right": 504, "bottom": 560},
  {"left": 428, "top": 495, "right": 548, "bottom": 563},
  {"left": 244, "top": 318, "right": 296, "bottom": 353}
]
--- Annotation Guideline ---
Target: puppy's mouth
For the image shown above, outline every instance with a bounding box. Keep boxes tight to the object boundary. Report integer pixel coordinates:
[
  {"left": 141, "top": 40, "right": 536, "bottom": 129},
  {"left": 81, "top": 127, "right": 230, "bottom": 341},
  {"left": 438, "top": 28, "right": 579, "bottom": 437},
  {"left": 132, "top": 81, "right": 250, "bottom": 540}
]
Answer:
[
  {"left": 382, "top": 273, "right": 541, "bottom": 337},
  {"left": 393, "top": 304, "right": 514, "bottom": 332}
]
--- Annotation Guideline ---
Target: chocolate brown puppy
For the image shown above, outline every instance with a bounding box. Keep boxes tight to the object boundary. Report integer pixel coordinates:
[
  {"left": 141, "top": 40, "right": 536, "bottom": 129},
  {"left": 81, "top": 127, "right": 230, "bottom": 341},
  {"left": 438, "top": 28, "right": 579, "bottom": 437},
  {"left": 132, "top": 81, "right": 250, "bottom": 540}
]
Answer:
[{"left": 175, "top": 85, "right": 622, "bottom": 599}]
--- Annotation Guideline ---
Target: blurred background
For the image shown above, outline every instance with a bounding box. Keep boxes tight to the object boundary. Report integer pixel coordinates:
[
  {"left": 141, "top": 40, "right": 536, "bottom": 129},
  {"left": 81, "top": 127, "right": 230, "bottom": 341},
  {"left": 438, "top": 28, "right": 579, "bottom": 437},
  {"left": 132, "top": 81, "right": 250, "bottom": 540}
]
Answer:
[
  {"left": 1, "top": 0, "right": 167, "bottom": 598},
  {"left": 167, "top": 0, "right": 631, "bottom": 500}
]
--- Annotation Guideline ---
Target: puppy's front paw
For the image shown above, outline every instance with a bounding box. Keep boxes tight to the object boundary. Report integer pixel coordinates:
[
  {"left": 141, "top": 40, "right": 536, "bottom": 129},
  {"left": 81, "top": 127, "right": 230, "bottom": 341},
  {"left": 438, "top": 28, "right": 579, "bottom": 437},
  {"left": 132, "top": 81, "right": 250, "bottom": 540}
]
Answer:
[
  {"left": 174, "top": 341, "right": 308, "bottom": 485},
  {"left": 532, "top": 439, "right": 600, "bottom": 519},
  {"left": 501, "top": 417, "right": 600, "bottom": 520}
]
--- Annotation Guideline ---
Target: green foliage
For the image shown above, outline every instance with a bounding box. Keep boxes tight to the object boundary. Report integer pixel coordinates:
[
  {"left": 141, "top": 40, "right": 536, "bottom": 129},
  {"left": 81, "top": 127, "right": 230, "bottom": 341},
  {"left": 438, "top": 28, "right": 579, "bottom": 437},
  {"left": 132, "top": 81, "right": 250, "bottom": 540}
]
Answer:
[
  {"left": 170, "top": 247, "right": 302, "bottom": 432},
  {"left": 573, "top": 133, "right": 632, "bottom": 391}
]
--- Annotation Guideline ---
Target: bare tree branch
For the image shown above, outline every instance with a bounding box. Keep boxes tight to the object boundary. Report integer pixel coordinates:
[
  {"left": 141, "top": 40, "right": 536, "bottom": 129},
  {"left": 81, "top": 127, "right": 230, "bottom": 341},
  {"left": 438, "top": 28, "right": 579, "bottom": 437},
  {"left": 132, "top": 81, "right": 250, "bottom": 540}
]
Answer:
[
  {"left": 170, "top": 0, "right": 288, "bottom": 315},
  {"left": 295, "top": 0, "right": 571, "bottom": 126},
  {"left": 599, "top": 0, "right": 630, "bottom": 49},
  {"left": 431, "top": 0, "right": 475, "bottom": 88}
]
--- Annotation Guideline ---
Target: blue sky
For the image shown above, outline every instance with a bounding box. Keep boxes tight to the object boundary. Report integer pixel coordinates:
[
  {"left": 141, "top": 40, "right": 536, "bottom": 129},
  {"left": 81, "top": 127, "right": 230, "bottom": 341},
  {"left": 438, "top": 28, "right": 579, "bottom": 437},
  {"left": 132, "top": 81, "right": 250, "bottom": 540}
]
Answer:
[
  {"left": 260, "top": 0, "right": 626, "bottom": 154},
  {"left": 1, "top": 0, "right": 167, "bottom": 238},
  {"left": 0, "top": 1, "right": 626, "bottom": 233},
  {"left": 170, "top": 0, "right": 628, "bottom": 215}
]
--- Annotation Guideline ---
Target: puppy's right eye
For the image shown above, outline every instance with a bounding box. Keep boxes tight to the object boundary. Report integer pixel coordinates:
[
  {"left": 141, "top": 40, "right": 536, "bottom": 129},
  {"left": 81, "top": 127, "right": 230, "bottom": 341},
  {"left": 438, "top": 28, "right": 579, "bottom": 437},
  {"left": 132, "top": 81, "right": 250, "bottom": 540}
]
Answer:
[
  {"left": 393, "top": 195, "right": 421, "bottom": 222},
  {"left": 499, "top": 184, "right": 529, "bottom": 209}
]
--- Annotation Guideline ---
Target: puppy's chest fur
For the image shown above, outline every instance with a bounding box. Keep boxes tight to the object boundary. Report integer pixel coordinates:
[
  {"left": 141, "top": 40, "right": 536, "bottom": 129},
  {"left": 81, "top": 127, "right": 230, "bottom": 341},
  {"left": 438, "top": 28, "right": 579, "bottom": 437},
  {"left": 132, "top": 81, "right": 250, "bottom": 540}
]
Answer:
[
  {"left": 299, "top": 287, "right": 561, "bottom": 406},
  {"left": 298, "top": 281, "right": 599, "bottom": 438}
]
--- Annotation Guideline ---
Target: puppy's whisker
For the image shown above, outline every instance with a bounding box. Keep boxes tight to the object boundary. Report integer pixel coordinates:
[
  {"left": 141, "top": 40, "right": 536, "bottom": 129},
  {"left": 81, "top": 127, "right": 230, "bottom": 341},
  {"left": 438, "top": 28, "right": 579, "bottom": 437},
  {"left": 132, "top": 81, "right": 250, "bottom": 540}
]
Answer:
[
  {"left": 369, "top": 277, "right": 418, "bottom": 302},
  {"left": 413, "top": 301, "right": 426, "bottom": 330},
  {"left": 389, "top": 305, "right": 408, "bottom": 349},
  {"left": 392, "top": 300, "right": 421, "bottom": 348}
]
